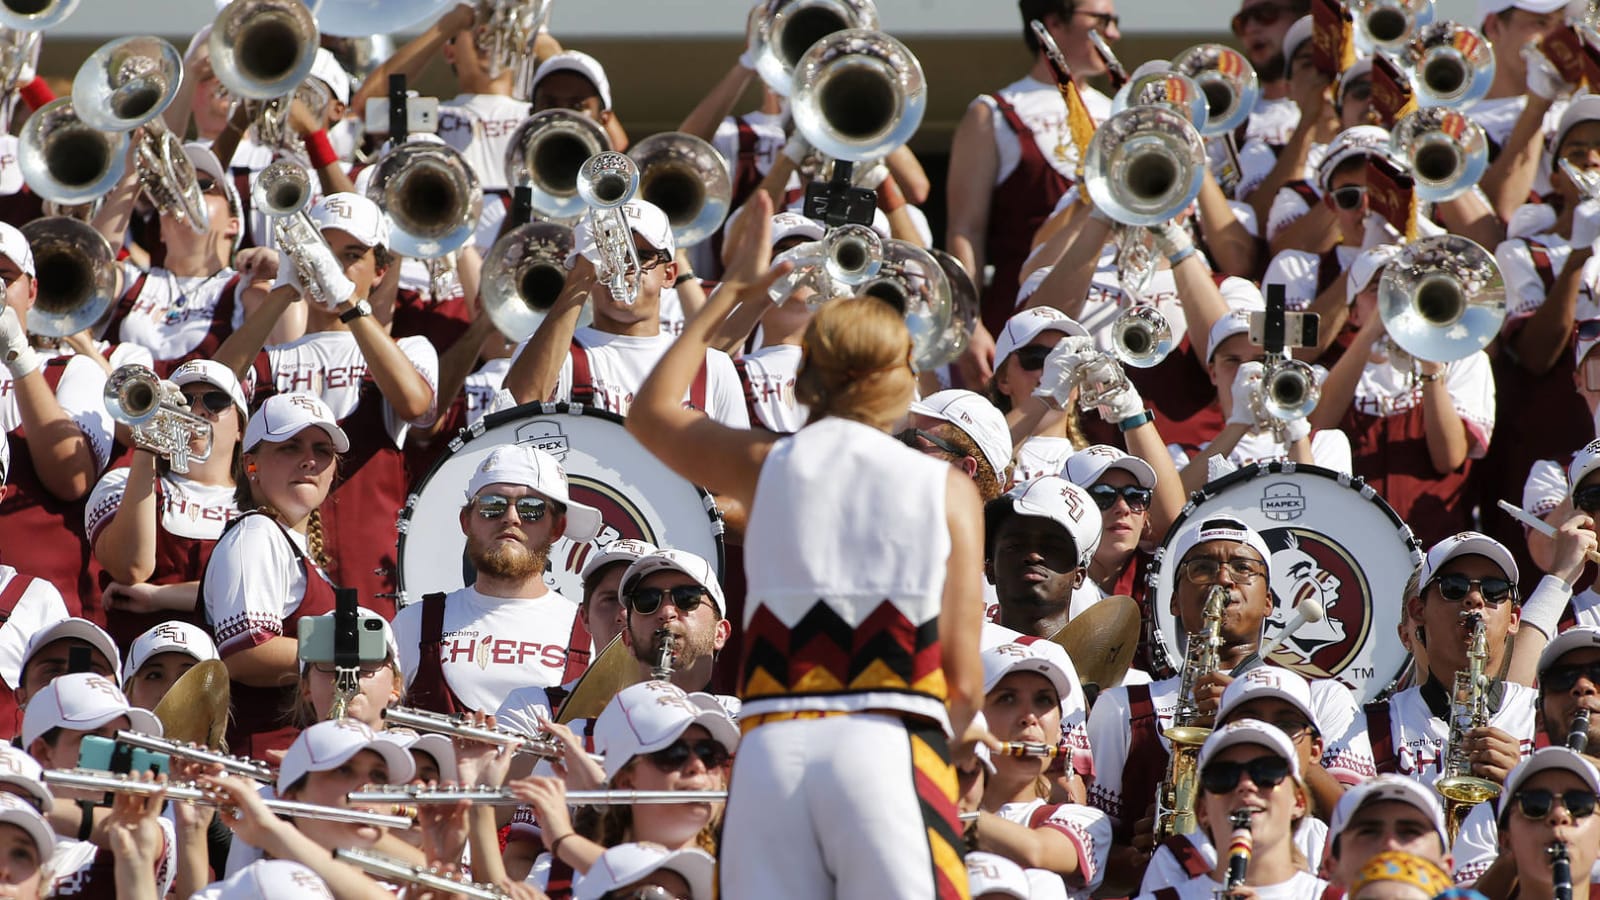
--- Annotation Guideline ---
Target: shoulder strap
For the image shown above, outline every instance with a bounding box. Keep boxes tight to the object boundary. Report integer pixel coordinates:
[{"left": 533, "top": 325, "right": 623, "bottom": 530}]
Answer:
[
  {"left": 987, "top": 93, "right": 1029, "bottom": 136},
  {"left": 104, "top": 271, "right": 150, "bottom": 343},
  {"left": 1364, "top": 699, "right": 1397, "bottom": 774},
  {"left": 561, "top": 611, "right": 592, "bottom": 684},
  {"left": 1162, "top": 834, "right": 1213, "bottom": 878},
  {"left": 208, "top": 273, "right": 245, "bottom": 346},
  {"left": 1155, "top": 888, "right": 1182, "bottom": 900},
  {"left": 1317, "top": 246, "right": 1344, "bottom": 295},
  {"left": 1525, "top": 238, "right": 1559, "bottom": 295},
  {"left": 0, "top": 573, "right": 33, "bottom": 626},
  {"left": 568, "top": 338, "right": 595, "bottom": 406},
  {"left": 406, "top": 592, "right": 463, "bottom": 715},
  {"left": 40, "top": 355, "right": 71, "bottom": 392},
  {"left": 733, "top": 357, "right": 763, "bottom": 427},
  {"left": 1286, "top": 180, "right": 1320, "bottom": 208}
]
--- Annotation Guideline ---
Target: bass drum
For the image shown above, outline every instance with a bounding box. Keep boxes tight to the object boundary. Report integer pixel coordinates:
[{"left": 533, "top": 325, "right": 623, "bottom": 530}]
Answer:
[
  {"left": 396, "top": 403, "right": 724, "bottom": 608},
  {"left": 1149, "top": 462, "right": 1421, "bottom": 703}
]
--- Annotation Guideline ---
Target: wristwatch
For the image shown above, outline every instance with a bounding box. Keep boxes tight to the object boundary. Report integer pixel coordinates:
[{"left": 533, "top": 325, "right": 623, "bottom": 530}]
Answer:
[{"left": 339, "top": 299, "right": 372, "bottom": 323}]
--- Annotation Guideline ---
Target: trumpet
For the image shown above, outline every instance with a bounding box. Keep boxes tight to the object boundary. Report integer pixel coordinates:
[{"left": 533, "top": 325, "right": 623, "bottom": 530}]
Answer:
[
  {"left": 790, "top": 28, "right": 926, "bottom": 163},
  {"left": 476, "top": 0, "right": 552, "bottom": 97},
  {"left": 19, "top": 215, "right": 115, "bottom": 338},
  {"left": 1083, "top": 105, "right": 1205, "bottom": 228},
  {"left": 577, "top": 150, "right": 642, "bottom": 306},
  {"left": 1111, "top": 305, "right": 1175, "bottom": 369},
  {"left": 1072, "top": 351, "right": 1136, "bottom": 414},
  {"left": 1351, "top": 0, "right": 1432, "bottom": 54},
  {"left": 627, "top": 132, "right": 732, "bottom": 246},
  {"left": 43, "top": 769, "right": 413, "bottom": 829},
  {"left": 1390, "top": 107, "right": 1488, "bottom": 203},
  {"left": 855, "top": 238, "right": 954, "bottom": 372},
  {"left": 17, "top": 98, "right": 130, "bottom": 206},
  {"left": 253, "top": 161, "right": 342, "bottom": 307},
  {"left": 747, "top": 0, "right": 878, "bottom": 97},
  {"left": 103, "top": 365, "right": 213, "bottom": 474},
  {"left": 1560, "top": 158, "right": 1600, "bottom": 201},
  {"left": 481, "top": 221, "right": 580, "bottom": 342},
  {"left": 380, "top": 706, "right": 603, "bottom": 763},
  {"left": 335, "top": 848, "right": 506, "bottom": 900},
  {"left": 504, "top": 109, "right": 612, "bottom": 222},
  {"left": 347, "top": 785, "right": 728, "bottom": 807},
  {"left": 1170, "top": 44, "right": 1260, "bottom": 137},
  {"left": 0, "top": 0, "right": 77, "bottom": 31},
  {"left": 1377, "top": 235, "right": 1505, "bottom": 364},
  {"left": 767, "top": 226, "right": 874, "bottom": 306},
  {"left": 1404, "top": 21, "right": 1495, "bottom": 109},
  {"left": 246, "top": 76, "right": 333, "bottom": 157},
  {"left": 207, "top": 0, "right": 319, "bottom": 102},
  {"left": 1259, "top": 358, "right": 1321, "bottom": 422},
  {"left": 112, "top": 731, "right": 275, "bottom": 784},
  {"left": 367, "top": 139, "right": 483, "bottom": 260},
  {"left": 1436, "top": 611, "right": 1498, "bottom": 843}
]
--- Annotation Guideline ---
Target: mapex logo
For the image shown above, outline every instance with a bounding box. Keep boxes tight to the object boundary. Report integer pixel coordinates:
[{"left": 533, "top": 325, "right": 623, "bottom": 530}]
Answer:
[
  {"left": 515, "top": 420, "right": 570, "bottom": 460},
  {"left": 1260, "top": 482, "right": 1306, "bottom": 521}
]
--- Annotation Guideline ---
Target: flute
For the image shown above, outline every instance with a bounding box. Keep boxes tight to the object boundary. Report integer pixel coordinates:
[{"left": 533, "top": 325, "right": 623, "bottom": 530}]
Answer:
[
  {"left": 346, "top": 785, "right": 727, "bottom": 807},
  {"left": 113, "top": 731, "right": 276, "bottom": 783},
  {"left": 1570, "top": 708, "right": 1592, "bottom": 754},
  {"left": 44, "top": 770, "right": 413, "bottom": 829},
  {"left": 381, "top": 706, "right": 603, "bottom": 763},
  {"left": 1551, "top": 841, "right": 1573, "bottom": 900},
  {"left": 334, "top": 847, "right": 505, "bottom": 900},
  {"left": 1496, "top": 501, "right": 1600, "bottom": 565}
]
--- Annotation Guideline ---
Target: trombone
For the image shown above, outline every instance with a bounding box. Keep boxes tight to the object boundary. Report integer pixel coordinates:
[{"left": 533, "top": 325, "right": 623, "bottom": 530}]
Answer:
[
  {"left": 481, "top": 220, "right": 581, "bottom": 342},
  {"left": 747, "top": 0, "right": 878, "bottom": 97},
  {"left": 1377, "top": 235, "right": 1505, "bottom": 365},
  {"left": 790, "top": 28, "right": 926, "bottom": 162},
  {"left": 627, "top": 133, "right": 732, "bottom": 247},
  {"left": 103, "top": 365, "right": 214, "bottom": 474},
  {"left": 504, "top": 108, "right": 612, "bottom": 222},
  {"left": 19, "top": 215, "right": 114, "bottom": 338},
  {"left": 45, "top": 769, "right": 414, "bottom": 829}
]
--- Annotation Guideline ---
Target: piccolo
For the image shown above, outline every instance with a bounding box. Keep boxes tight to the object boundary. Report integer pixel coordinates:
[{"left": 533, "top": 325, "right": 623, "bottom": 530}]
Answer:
[
  {"left": 334, "top": 847, "right": 505, "bottom": 900},
  {"left": 381, "top": 706, "right": 603, "bottom": 762},
  {"left": 113, "top": 731, "right": 276, "bottom": 783},
  {"left": 995, "top": 742, "right": 1059, "bottom": 758},
  {"left": 44, "top": 770, "right": 413, "bottom": 829},
  {"left": 1497, "top": 501, "right": 1600, "bottom": 565},
  {"left": 347, "top": 785, "right": 728, "bottom": 807}
]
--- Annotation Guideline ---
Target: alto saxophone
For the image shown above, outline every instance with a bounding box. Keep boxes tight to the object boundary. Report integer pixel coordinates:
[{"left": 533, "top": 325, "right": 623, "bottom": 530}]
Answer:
[
  {"left": 1157, "top": 583, "right": 1226, "bottom": 838},
  {"left": 1435, "top": 610, "right": 1500, "bottom": 843}
]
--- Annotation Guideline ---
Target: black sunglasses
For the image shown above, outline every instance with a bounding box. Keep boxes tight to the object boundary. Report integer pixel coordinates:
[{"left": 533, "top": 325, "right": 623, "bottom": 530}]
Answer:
[
  {"left": 1088, "top": 483, "right": 1152, "bottom": 512},
  {"left": 1331, "top": 185, "right": 1366, "bottom": 210},
  {"left": 196, "top": 174, "right": 219, "bottom": 193},
  {"left": 1574, "top": 484, "right": 1600, "bottom": 514},
  {"left": 1428, "top": 573, "right": 1515, "bottom": 606},
  {"left": 897, "top": 428, "right": 966, "bottom": 458},
  {"left": 627, "top": 584, "right": 712, "bottom": 616},
  {"left": 1200, "top": 754, "right": 1291, "bottom": 794},
  {"left": 1544, "top": 662, "right": 1600, "bottom": 693},
  {"left": 473, "top": 494, "right": 549, "bottom": 522},
  {"left": 1013, "top": 345, "right": 1052, "bottom": 371},
  {"left": 646, "top": 738, "right": 730, "bottom": 771},
  {"left": 1513, "top": 787, "right": 1598, "bottom": 820},
  {"left": 183, "top": 389, "right": 233, "bottom": 414}
]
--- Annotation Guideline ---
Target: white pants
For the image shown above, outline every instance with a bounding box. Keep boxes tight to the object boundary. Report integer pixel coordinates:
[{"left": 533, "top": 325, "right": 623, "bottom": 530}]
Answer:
[{"left": 719, "top": 713, "right": 969, "bottom": 900}]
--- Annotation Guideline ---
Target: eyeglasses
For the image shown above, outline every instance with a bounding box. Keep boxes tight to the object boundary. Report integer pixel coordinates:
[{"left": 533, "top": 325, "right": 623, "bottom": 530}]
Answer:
[
  {"left": 1231, "top": 2, "right": 1292, "bottom": 34},
  {"left": 183, "top": 389, "right": 233, "bottom": 415},
  {"left": 1013, "top": 345, "right": 1052, "bottom": 371},
  {"left": 1428, "top": 573, "right": 1515, "bottom": 606},
  {"left": 639, "top": 250, "right": 674, "bottom": 273},
  {"left": 311, "top": 661, "right": 390, "bottom": 677},
  {"left": 473, "top": 494, "right": 550, "bottom": 522},
  {"left": 626, "top": 584, "right": 712, "bottom": 615},
  {"left": 196, "top": 174, "right": 219, "bottom": 194},
  {"left": 607, "top": 888, "right": 686, "bottom": 900},
  {"left": 1574, "top": 484, "right": 1600, "bottom": 514},
  {"left": 1331, "top": 185, "right": 1367, "bottom": 210},
  {"left": 1075, "top": 10, "right": 1120, "bottom": 30},
  {"left": 1200, "top": 754, "right": 1291, "bottom": 794},
  {"left": 1088, "top": 483, "right": 1152, "bottom": 512},
  {"left": 1180, "top": 556, "right": 1267, "bottom": 585},
  {"left": 1512, "top": 788, "right": 1598, "bottom": 820},
  {"left": 897, "top": 428, "right": 966, "bottom": 459},
  {"left": 1543, "top": 662, "right": 1600, "bottom": 692},
  {"left": 646, "top": 738, "right": 730, "bottom": 771}
]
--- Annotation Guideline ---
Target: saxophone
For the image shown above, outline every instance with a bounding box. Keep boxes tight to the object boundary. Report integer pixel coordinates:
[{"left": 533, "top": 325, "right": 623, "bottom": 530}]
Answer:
[
  {"left": 1435, "top": 610, "right": 1500, "bottom": 843},
  {"left": 1156, "top": 583, "right": 1226, "bottom": 838}
]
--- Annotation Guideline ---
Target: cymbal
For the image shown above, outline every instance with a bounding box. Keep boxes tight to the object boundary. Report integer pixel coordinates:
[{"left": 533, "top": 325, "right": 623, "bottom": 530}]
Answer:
[
  {"left": 153, "top": 659, "right": 231, "bottom": 749},
  {"left": 556, "top": 635, "right": 642, "bottom": 724},
  {"left": 1048, "top": 595, "right": 1141, "bottom": 690}
]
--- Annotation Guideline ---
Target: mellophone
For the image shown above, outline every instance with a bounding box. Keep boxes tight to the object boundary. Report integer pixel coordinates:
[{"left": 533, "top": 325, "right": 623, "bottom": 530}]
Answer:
[
  {"left": 44, "top": 770, "right": 414, "bottom": 829},
  {"left": 335, "top": 848, "right": 507, "bottom": 900},
  {"left": 382, "top": 705, "right": 605, "bottom": 763},
  {"left": 346, "top": 785, "right": 729, "bottom": 807}
]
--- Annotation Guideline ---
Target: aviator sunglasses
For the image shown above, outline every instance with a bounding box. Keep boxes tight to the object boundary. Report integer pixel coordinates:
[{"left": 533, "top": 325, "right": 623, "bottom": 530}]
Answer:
[{"left": 626, "top": 584, "right": 713, "bottom": 615}]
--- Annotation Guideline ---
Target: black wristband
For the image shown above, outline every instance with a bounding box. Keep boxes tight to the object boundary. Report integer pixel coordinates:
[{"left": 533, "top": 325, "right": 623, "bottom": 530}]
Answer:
[
  {"left": 673, "top": 272, "right": 698, "bottom": 287},
  {"left": 339, "top": 300, "right": 371, "bottom": 324},
  {"left": 77, "top": 800, "right": 95, "bottom": 841}
]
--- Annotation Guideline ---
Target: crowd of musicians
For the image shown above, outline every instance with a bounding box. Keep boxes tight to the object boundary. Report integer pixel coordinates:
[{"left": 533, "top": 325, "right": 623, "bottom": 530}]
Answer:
[{"left": 2, "top": 0, "right": 1600, "bottom": 897}]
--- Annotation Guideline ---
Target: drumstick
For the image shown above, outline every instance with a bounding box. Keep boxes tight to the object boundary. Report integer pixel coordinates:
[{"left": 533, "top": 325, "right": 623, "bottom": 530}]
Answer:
[{"left": 1497, "top": 500, "right": 1600, "bottom": 566}]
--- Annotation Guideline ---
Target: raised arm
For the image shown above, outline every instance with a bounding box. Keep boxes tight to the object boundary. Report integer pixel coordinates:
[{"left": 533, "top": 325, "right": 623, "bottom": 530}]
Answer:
[
  {"left": 502, "top": 258, "right": 595, "bottom": 404},
  {"left": 350, "top": 4, "right": 477, "bottom": 115},
  {"left": 677, "top": 59, "right": 758, "bottom": 142}
]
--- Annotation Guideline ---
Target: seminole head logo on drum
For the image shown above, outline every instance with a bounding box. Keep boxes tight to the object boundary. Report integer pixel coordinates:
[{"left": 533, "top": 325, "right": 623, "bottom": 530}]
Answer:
[{"left": 1260, "top": 528, "right": 1366, "bottom": 678}]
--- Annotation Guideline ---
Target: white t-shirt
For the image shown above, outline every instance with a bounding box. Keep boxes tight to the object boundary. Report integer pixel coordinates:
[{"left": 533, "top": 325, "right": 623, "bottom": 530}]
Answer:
[
  {"left": 520, "top": 326, "right": 748, "bottom": 427},
  {"left": 1372, "top": 681, "right": 1538, "bottom": 790},
  {"left": 1169, "top": 429, "right": 1354, "bottom": 477},
  {"left": 48, "top": 820, "right": 177, "bottom": 897},
  {"left": 1523, "top": 457, "right": 1570, "bottom": 520},
  {"left": 992, "top": 797, "right": 1113, "bottom": 899},
  {"left": 85, "top": 469, "right": 240, "bottom": 545},
  {"left": 391, "top": 585, "right": 589, "bottom": 715},
  {"left": 736, "top": 343, "right": 806, "bottom": 433},
  {"left": 1261, "top": 246, "right": 1361, "bottom": 312},
  {"left": 1262, "top": 144, "right": 1330, "bottom": 240},
  {"left": 0, "top": 354, "right": 113, "bottom": 471},
  {"left": 262, "top": 331, "right": 441, "bottom": 445},
  {"left": 1248, "top": 97, "right": 1302, "bottom": 147},
  {"left": 202, "top": 516, "right": 317, "bottom": 654},
  {"left": 1497, "top": 225, "right": 1600, "bottom": 321},
  {"left": 0, "top": 133, "right": 22, "bottom": 196},
  {"left": 1349, "top": 353, "right": 1496, "bottom": 456},
  {"left": 463, "top": 356, "right": 513, "bottom": 428},
  {"left": 974, "top": 77, "right": 1112, "bottom": 185},
  {"left": 1141, "top": 819, "right": 1328, "bottom": 896},
  {"left": 1136, "top": 869, "right": 1328, "bottom": 900},
  {"left": 0, "top": 564, "right": 69, "bottom": 690},
  {"left": 114, "top": 264, "right": 244, "bottom": 362},
  {"left": 438, "top": 93, "right": 532, "bottom": 194},
  {"left": 1015, "top": 435, "right": 1078, "bottom": 485}
]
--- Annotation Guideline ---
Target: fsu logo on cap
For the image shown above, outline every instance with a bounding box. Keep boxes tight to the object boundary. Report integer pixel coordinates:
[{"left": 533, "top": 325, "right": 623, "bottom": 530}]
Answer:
[{"left": 151, "top": 624, "right": 189, "bottom": 645}]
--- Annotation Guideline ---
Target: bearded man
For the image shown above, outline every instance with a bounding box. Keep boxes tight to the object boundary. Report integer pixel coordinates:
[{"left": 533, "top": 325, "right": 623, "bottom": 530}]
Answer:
[{"left": 393, "top": 444, "right": 603, "bottom": 714}]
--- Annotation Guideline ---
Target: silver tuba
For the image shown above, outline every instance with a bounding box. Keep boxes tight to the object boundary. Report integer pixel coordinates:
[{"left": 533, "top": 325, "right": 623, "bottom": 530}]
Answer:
[
  {"left": 855, "top": 238, "right": 953, "bottom": 371},
  {"left": 1405, "top": 21, "right": 1495, "bottom": 109},
  {"left": 208, "top": 0, "right": 319, "bottom": 102},
  {"left": 1378, "top": 234, "right": 1505, "bottom": 364},
  {"left": 0, "top": 0, "right": 78, "bottom": 30},
  {"left": 505, "top": 109, "right": 612, "bottom": 222},
  {"left": 253, "top": 160, "right": 341, "bottom": 307},
  {"left": 626, "top": 133, "right": 732, "bottom": 247},
  {"left": 481, "top": 221, "right": 583, "bottom": 342},
  {"left": 747, "top": 0, "right": 878, "bottom": 97},
  {"left": 18, "top": 98, "right": 130, "bottom": 206},
  {"left": 577, "top": 151, "right": 641, "bottom": 306},
  {"left": 1351, "top": 0, "right": 1433, "bottom": 54},
  {"left": 367, "top": 139, "right": 483, "bottom": 259},
  {"left": 72, "top": 36, "right": 210, "bottom": 232},
  {"left": 19, "top": 215, "right": 115, "bottom": 338},
  {"left": 103, "top": 365, "right": 213, "bottom": 473},
  {"left": 314, "top": 0, "right": 449, "bottom": 37},
  {"left": 1390, "top": 107, "right": 1488, "bottom": 202},
  {"left": 1083, "top": 105, "right": 1206, "bottom": 228},
  {"left": 790, "top": 29, "right": 926, "bottom": 162},
  {"left": 924, "top": 248, "right": 979, "bottom": 369},
  {"left": 1170, "top": 44, "right": 1260, "bottom": 137}
]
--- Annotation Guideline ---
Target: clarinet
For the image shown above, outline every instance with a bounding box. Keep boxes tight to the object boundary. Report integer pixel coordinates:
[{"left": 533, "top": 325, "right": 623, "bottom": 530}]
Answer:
[
  {"left": 1220, "top": 809, "right": 1253, "bottom": 900},
  {"left": 1550, "top": 842, "right": 1573, "bottom": 900},
  {"left": 1568, "top": 708, "right": 1592, "bottom": 754},
  {"left": 650, "top": 628, "right": 675, "bottom": 682}
]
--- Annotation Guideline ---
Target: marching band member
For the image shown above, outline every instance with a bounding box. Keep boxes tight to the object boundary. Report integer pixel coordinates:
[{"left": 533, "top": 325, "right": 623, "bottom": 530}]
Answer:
[
  {"left": 118, "top": 620, "right": 218, "bottom": 713},
  {"left": 984, "top": 475, "right": 1103, "bottom": 638},
  {"left": 0, "top": 794, "right": 51, "bottom": 900},
  {"left": 1323, "top": 776, "right": 1452, "bottom": 891},
  {"left": 987, "top": 308, "right": 1092, "bottom": 483},
  {"left": 0, "top": 431, "right": 71, "bottom": 741},
  {"left": 904, "top": 389, "right": 1016, "bottom": 504},
  {"left": 1473, "top": 0, "right": 1571, "bottom": 219},
  {"left": 1345, "top": 850, "right": 1454, "bottom": 900},
  {"left": 573, "top": 842, "right": 717, "bottom": 900},
  {"left": 293, "top": 608, "right": 403, "bottom": 730},
  {"left": 1493, "top": 748, "right": 1600, "bottom": 900}
]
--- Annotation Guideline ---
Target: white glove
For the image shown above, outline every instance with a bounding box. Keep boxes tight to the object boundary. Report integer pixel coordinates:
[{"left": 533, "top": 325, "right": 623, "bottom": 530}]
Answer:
[
  {"left": 1031, "top": 335, "right": 1096, "bottom": 409},
  {"left": 1573, "top": 198, "right": 1600, "bottom": 251},
  {"left": 1227, "top": 360, "right": 1265, "bottom": 428},
  {"left": 1279, "top": 414, "right": 1311, "bottom": 443},
  {"left": 0, "top": 306, "right": 38, "bottom": 379},
  {"left": 281, "top": 243, "right": 357, "bottom": 310},
  {"left": 271, "top": 249, "right": 302, "bottom": 293},
  {"left": 1096, "top": 375, "right": 1145, "bottom": 425},
  {"left": 738, "top": 45, "right": 759, "bottom": 72},
  {"left": 1524, "top": 45, "right": 1573, "bottom": 101},
  {"left": 782, "top": 133, "right": 813, "bottom": 167},
  {"left": 853, "top": 160, "right": 891, "bottom": 190},
  {"left": 1152, "top": 220, "right": 1194, "bottom": 261}
]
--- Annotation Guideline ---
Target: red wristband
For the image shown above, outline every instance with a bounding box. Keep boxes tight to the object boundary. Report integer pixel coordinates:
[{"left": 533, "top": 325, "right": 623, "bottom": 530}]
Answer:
[
  {"left": 18, "top": 78, "right": 54, "bottom": 111},
  {"left": 305, "top": 130, "right": 339, "bottom": 169}
]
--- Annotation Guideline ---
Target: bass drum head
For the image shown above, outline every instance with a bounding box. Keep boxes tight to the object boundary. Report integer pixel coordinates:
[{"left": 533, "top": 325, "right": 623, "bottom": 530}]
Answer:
[
  {"left": 396, "top": 403, "right": 724, "bottom": 608},
  {"left": 1149, "top": 462, "right": 1421, "bottom": 703}
]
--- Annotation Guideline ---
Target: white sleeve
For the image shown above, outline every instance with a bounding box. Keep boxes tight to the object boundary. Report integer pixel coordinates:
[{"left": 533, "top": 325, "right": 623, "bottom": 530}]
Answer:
[
  {"left": 1445, "top": 351, "right": 1497, "bottom": 457},
  {"left": 0, "top": 574, "right": 68, "bottom": 690},
  {"left": 705, "top": 350, "right": 750, "bottom": 429},
  {"left": 390, "top": 603, "right": 422, "bottom": 690},
  {"left": 1226, "top": 200, "right": 1260, "bottom": 239},
  {"left": 1524, "top": 459, "right": 1569, "bottom": 519},
  {"left": 1310, "top": 678, "right": 1375, "bottom": 784},
  {"left": 1449, "top": 799, "right": 1499, "bottom": 884},
  {"left": 1167, "top": 442, "right": 1192, "bottom": 470},
  {"left": 54, "top": 355, "right": 114, "bottom": 471},
  {"left": 84, "top": 466, "right": 132, "bottom": 545},
  {"left": 1037, "top": 803, "right": 1113, "bottom": 893},
  {"left": 1260, "top": 251, "right": 1320, "bottom": 312},
  {"left": 1308, "top": 429, "right": 1353, "bottom": 476},
  {"left": 1266, "top": 187, "right": 1313, "bottom": 241},
  {"left": 202, "top": 518, "right": 300, "bottom": 654},
  {"left": 495, "top": 686, "right": 557, "bottom": 738},
  {"left": 382, "top": 336, "right": 442, "bottom": 437},
  {"left": 1084, "top": 686, "right": 1135, "bottom": 829},
  {"left": 1495, "top": 239, "right": 1553, "bottom": 320}
]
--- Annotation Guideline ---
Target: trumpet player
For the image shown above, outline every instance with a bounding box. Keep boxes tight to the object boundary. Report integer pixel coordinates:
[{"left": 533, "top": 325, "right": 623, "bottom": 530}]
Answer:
[{"left": 1471, "top": 0, "right": 1571, "bottom": 219}]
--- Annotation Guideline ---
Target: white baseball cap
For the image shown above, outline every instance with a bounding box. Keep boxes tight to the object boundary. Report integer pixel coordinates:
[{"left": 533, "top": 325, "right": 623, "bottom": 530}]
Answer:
[
  {"left": 373, "top": 729, "right": 457, "bottom": 783},
  {"left": 170, "top": 359, "right": 249, "bottom": 417},
  {"left": 21, "top": 672, "right": 162, "bottom": 748},
  {"left": 243, "top": 393, "right": 350, "bottom": 453},
  {"left": 909, "top": 389, "right": 1014, "bottom": 477},
  {"left": 993, "top": 307, "right": 1089, "bottom": 372},
  {"left": 0, "top": 745, "right": 52, "bottom": 811},
  {"left": 1327, "top": 773, "right": 1447, "bottom": 849},
  {"left": 1555, "top": 96, "right": 1600, "bottom": 175},
  {"left": 1217, "top": 665, "right": 1316, "bottom": 726},
  {"left": 531, "top": 50, "right": 614, "bottom": 111},
  {"left": 277, "top": 719, "right": 414, "bottom": 794},
  {"left": 0, "top": 794, "right": 53, "bottom": 862},
  {"left": 620, "top": 548, "right": 725, "bottom": 618},
  {"left": 573, "top": 843, "right": 716, "bottom": 900},
  {"left": 311, "top": 192, "right": 390, "bottom": 249},
  {"left": 568, "top": 198, "right": 675, "bottom": 268},
  {"left": 0, "top": 222, "right": 34, "bottom": 278},
  {"left": 581, "top": 538, "right": 659, "bottom": 584},
  {"left": 22, "top": 617, "right": 122, "bottom": 685},
  {"left": 1568, "top": 438, "right": 1600, "bottom": 499},
  {"left": 121, "top": 621, "right": 219, "bottom": 686},
  {"left": 1206, "top": 306, "right": 1257, "bottom": 363},
  {"left": 192, "top": 860, "right": 334, "bottom": 900},
  {"left": 1346, "top": 244, "right": 1402, "bottom": 304},
  {"left": 308, "top": 47, "right": 351, "bottom": 106},
  {"left": 1169, "top": 516, "right": 1273, "bottom": 579},
  {"left": 1283, "top": 15, "right": 1315, "bottom": 66},
  {"left": 981, "top": 641, "right": 1074, "bottom": 700},
  {"left": 464, "top": 444, "right": 603, "bottom": 543},
  {"left": 1063, "top": 444, "right": 1157, "bottom": 491},
  {"left": 966, "top": 851, "right": 1032, "bottom": 899},
  {"left": 1498, "top": 747, "right": 1600, "bottom": 819},
  {"left": 1418, "top": 531, "right": 1519, "bottom": 588},
  {"left": 770, "top": 211, "right": 825, "bottom": 246},
  {"left": 1196, "top": 717, "right": 1302, "bottom": 778},
  {"left": 1479, "top": 0, "right": 1575, "bottom": 18},
  {"left": 1337, "top": 58, "right": 1374, "bottom": 108},
  {"left": 985, "top": 476, "right": 1104, "bottom": 569},
  {"left": 1316, "top": 125, "right": 1392, "bottom": 193},
  {"left": 591, "top": 681, "right": 739, "bottom": 783},
  {"left": 1537, "top": 624, "right": 1600, "bottom": 676}
]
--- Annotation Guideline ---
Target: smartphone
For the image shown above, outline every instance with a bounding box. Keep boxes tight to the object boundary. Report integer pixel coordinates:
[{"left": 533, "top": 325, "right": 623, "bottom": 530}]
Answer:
[
  {"left": 364, "top": 95, "right": 440, "bottom": 135},
  {"left": 78, "top": 736, "right": 170, "bottom": 778},
  {"left": 298, "top": 613, "right": 390, "bottom": 665},
  {"left": 1249, "top": 310, "right": 1320, "bottom": 350}
]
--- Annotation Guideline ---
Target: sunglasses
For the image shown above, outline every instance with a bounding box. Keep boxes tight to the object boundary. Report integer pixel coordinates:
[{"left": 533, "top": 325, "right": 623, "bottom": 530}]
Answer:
[
  {"left": 897, "top": 428, "right": 966, "bottom": 459},
  {"left": 1201, "top": 754, "right": 1292, "bottom": 794},
  {"left": 638, "top": 250, "right": 674, "bottom": 272},
  {"left": 1575, "top": 485, "right": 1600, "bottom": 514},
  {"left": 1331, "top": 185, "right": 1367, "bottom": 210},
  {"left": 1180, "top": 556, "right": 1267, "bottom": 585},
  {"left": 1231, "top": 2, "right": 1292, "bottom": 35},
  {"left": 1543, "top": 662, "right": 1600, "bottom": 692},
  {"left": 1428, "top": 573, "right": 1515, "bottom": 606},
  {"left": 608, "top": 888, "right": 685, "bottom": 900},
  {"left": 1262, "top": 717, "right": 1317, "bottom": 739},
  {"left": 473, "top": 494, "right": 549, "bottom": 522},
  {"left": 627, "top": 584, "right": 712, "bottom": 616},
  {"left": 196, "top": 174, "right": 219, "bottom": 193},
  {"left": 1088, "top": 483, "right": 1152, "bottom": 512},
  {"left": 646, "top": 738, "right": 730, "bottom": 771},
  {"left": 1512, "top": 788, "right": 1598, "bottom": 820},
  {"left": 183, "top": 389, "right": 233, "bottom": 414},
  {"left": 1013, "top": 345, "right": 1052, "bottom": 371}
]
